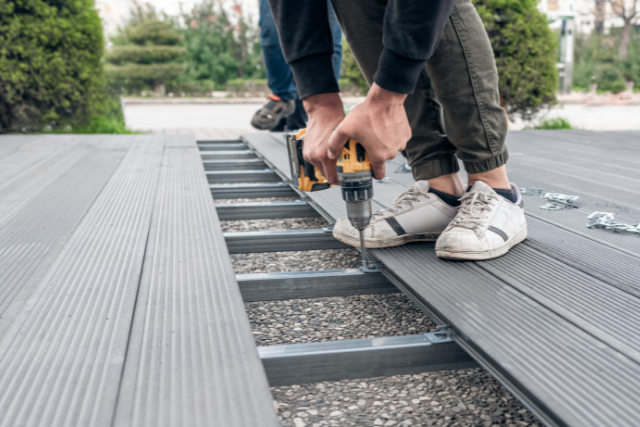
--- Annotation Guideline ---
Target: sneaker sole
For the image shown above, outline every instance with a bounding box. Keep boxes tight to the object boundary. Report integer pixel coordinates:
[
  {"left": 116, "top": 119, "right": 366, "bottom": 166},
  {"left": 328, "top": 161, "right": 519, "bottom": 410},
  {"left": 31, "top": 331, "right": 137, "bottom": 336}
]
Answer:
[
  {"left": 435, "top": 224, "right": 528, "bottom": 261},
  {"left": 250, "top": 102, "right": 296, "bottom": 130},
  {"left": 334, "top": 232, "right": 441, "bottom": 249}
]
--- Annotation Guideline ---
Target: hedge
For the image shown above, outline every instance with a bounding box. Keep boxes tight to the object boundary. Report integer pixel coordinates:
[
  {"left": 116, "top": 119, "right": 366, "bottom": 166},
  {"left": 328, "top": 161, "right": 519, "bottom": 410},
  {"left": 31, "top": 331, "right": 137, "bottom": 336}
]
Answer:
[
  {"left": 0, "top": 0, "right": 108, "bottom": 131},
  {"left": 105, "top": 63, "right": 187, "bottom": 82},
  {"left": 127, "top": 20, "right": 184, "bottom": 46},
  {"left": 105, "top": 45, "right": 187, "bottom": 65}
]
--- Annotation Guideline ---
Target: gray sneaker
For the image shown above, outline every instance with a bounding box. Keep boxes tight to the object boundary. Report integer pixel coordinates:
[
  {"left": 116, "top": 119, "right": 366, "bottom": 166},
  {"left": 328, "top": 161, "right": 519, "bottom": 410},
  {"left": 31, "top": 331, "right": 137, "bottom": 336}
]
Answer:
[
  {"left": 332, "top": 181, "right": 459, "bottom": 248},
  {"left": 435, "top": 181, "right": 527, "bottom": 260},
  {"left": 250, "top": 95, "right": 296, "bottom": 130}
]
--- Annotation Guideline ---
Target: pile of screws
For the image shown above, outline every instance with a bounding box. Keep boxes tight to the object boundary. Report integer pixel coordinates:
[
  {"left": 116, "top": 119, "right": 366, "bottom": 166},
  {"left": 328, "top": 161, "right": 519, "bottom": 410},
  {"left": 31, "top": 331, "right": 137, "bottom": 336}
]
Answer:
[
  {"left": 586, "top": 212, "right": 640, "bottom": 234},
  {"left": 520, "top": 187, "right": 579, "bottom": 210}
]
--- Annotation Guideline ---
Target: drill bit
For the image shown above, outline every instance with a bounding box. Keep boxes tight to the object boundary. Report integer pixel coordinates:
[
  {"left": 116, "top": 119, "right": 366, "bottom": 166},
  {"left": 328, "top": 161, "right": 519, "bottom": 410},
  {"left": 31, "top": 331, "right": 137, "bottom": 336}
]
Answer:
[{"left": 359, "top": 228, "right": 367, "bottom": 268}]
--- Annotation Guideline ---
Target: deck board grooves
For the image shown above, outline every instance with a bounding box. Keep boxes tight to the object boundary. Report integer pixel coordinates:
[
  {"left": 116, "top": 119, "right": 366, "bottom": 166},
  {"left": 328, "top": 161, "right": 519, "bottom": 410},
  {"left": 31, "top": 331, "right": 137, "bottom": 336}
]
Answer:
[
  {"left": 0, "top": 135, "right": 164, "bottom": 427},
  {"left": 114, "top": 144, "right": 278, "bottom": 427}
]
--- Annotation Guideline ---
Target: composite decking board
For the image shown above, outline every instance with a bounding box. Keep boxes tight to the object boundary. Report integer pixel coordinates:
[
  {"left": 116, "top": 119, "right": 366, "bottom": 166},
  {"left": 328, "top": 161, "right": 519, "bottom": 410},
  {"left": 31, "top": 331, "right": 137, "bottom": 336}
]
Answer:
[
  {"left": 476, "top": 243, "right": 640, "bottom": 364},
  {"left": 0, "top": 135, "right": 121, "bottom": 230},
  {"left": 523, "top": 216, "right": 640, "bottom": 297},
  {"left": 0, "top": 137, "right": 130, "bottom": 339},
  {"left": 0, "top": 135, "right": 164, "bottom": 427},
  {"left": 0, "top": 135, "right": 82, "bottom": 184},
  {"left": 115, "top": 144, "right": 278, "bottom": 427},
  {"left": 373, "top": 243, "right": 640, "bottom": 427}
]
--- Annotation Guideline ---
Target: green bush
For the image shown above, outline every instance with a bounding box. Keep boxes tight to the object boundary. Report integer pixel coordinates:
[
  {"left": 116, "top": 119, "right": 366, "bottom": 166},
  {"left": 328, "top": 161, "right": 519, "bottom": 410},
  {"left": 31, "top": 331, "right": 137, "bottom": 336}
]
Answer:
[
  {"left": 105, "top": 6, "right": 187, "bottom": 94},
  {"left": 476, "top": 0, "right": 558, "bottom": 120},
  {"left": 341, "top": 40, "right": 368, "bottom": 95},
  {"left": 105, "top": 63, "right": 187, "bottom": 81},
  {"left": 573, "top": 30, "right": 640, "bottom": 93},
  {"left": 531, "top": 117, "right": 573, "bottom": 130},
  {"left": 0, "top": 0, "right": 113, "bottom": 132},
  {"left": 105, "top": 46, "right": 186, "bottom": 64},
  {"left": 127, "top": 20, "right": 183, "bottom": 46}
]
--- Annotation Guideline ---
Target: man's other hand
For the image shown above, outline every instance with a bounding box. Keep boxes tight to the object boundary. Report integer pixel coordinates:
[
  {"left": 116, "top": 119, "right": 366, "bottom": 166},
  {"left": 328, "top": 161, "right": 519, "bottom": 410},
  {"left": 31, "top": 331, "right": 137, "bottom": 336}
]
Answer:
[
  {"left": 302, "top": 93, "right": 346, "bottom": 185},
  {"left": 328, "top": 84, "right": 410, "bottom": 180}
]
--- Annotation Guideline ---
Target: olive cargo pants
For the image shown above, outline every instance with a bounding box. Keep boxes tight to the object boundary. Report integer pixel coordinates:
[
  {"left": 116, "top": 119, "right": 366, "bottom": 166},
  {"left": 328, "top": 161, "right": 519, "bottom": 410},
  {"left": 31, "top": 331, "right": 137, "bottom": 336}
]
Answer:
[{"left": 329, "top": 0, "right": 508, "bottom": 181}]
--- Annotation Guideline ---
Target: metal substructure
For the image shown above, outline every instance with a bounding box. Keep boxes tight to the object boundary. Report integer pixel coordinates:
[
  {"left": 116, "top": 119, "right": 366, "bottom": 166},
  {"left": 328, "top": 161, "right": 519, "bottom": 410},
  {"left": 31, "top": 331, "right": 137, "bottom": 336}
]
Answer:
[{"left": 199, "top": 138, "right": 478, "bottom": 386}]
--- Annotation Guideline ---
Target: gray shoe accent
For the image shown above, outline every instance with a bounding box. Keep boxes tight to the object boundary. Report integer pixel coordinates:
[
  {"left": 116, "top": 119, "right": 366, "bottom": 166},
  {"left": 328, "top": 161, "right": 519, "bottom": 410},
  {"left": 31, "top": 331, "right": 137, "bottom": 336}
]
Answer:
[
  {"left": 385, "top": 217, "right": 407, "bottom": 236},
  {"left": 488, "top": 226, "right": 508, "bottom": 242}
]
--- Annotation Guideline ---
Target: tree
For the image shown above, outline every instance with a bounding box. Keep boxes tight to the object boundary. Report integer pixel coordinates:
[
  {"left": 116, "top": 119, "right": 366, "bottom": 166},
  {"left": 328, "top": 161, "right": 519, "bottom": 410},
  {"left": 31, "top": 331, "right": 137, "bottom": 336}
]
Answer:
[
  {"left": 180, "top": 0, "right": 263, "bottom": 88},
  {"left": 105, "top": 5, "right": 187, "bottom": 95},
  {"left": 476, "top": 0, "right": 558, "bottom": 120},
  {"left": 607, "top": 0, "right": 638, "bottom": 59},
  {"left": 0, "top": 0, "right": 109, "bottom": 132}
]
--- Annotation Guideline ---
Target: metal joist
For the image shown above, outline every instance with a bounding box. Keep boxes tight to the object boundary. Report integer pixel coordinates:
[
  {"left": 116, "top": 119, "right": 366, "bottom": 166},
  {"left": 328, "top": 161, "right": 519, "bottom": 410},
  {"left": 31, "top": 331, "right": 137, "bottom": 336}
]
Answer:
[
  {"left": 210, "top": 182, "right": 298, "bottom": 199},
  {"left": 206, "top": 169, "right": 281, "bottom": 184},
  {"left": 237, "top": 268, "right": 397, "bottom": 301},
  {"left": 259, "top": 330, "right": 477, "bottom": 386},
  {"left": 224, "top": 228, "right": 349, "bottom": 253},
  {"left": 216, "top": 200, "right": 320, "bottom": 221},
  {"left": 199, "top": 142, "right": 248, "bottom": 151},
  {"left": 201, "top": 150, "right": 258, "bottom": 160},
  {"left": 203, "top": 158, "right": 268, "bottom": 171}
]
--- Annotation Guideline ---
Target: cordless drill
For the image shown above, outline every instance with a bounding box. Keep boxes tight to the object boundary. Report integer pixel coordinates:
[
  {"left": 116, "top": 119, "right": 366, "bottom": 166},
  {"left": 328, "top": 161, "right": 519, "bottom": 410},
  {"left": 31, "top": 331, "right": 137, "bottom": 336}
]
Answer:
[{"left": 287, "top": 129, "right": 373, "bottom": 268}]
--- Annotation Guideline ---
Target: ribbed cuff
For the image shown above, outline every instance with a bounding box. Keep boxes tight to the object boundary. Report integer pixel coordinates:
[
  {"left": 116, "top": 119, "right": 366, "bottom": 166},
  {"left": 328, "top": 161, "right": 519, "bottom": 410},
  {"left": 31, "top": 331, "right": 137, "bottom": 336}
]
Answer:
[
  {"left": 411, "top": 155, "right": 460, "bottom": 181},
  {"left": 463, "top": 152, "right": 509, "bottom": 174},
  {"left": 289, "top": 52, "right": 340, "bottom": 99},
  {"left": 373, "top": 48, "right": 426, "bottom": 94}
]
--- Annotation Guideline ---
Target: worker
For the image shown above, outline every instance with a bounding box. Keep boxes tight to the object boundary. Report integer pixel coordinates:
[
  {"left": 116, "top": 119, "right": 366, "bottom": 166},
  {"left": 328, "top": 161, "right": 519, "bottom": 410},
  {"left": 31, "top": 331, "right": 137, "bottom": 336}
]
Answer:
[
  {"left": 251, "top": 0, "right": 343, "bottom": 132},
  {"left": 267, "top": 0, "right": 527, "bottom": 260}
]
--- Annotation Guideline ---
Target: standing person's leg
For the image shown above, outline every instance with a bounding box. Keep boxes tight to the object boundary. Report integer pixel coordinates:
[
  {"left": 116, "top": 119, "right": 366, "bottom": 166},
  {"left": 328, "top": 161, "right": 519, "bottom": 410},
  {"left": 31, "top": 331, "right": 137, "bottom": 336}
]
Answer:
[{"left": 251, "top": 0, "right": 297, "bottom": 130}]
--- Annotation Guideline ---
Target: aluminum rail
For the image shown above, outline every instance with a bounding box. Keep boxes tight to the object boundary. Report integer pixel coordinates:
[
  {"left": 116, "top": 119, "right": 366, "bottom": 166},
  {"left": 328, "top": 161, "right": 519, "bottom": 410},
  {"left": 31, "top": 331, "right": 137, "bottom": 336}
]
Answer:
[
  {"left": 206, "top": 169, "right": 282, "bottom": 184},
  {"left": 201, "top": 150, "right": 257, "bottom": 160},
  {"left": 237, "top": 269, "right": 397, "bottom": 301},
  {"left": 199, "top": 142, "right": 248, "bottom": 151},
  {"left": 202, "top": 158, "right": 267, "bottom": 171},
  {"left": 259, "top": 330, "right": 478, "bottom": 386},
  {"left": 210, "top": 182, "right": 298, "bottom": 199},
  {"left": 216, "top": 200, "right": 321, "bottom": 221},
  {"left": 224, "top": 229, "right": 350, "bottom": 253}
]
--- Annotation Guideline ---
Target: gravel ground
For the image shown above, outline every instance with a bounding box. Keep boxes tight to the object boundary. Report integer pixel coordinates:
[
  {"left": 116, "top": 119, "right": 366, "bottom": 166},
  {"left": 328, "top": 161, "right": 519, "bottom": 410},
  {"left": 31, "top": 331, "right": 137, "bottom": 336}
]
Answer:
[{"left": 226, "top": 215, "right": 543, "bottom": 427}]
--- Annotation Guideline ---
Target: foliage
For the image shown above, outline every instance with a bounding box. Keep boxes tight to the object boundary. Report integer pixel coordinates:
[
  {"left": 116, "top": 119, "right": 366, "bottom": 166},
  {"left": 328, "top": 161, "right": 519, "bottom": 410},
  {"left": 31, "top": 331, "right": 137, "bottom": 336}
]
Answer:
[
  {"left": 180, "top": 0, "right": 264, "bottom": 89},
  {"left": 105, "top": 5, "right": 187, "bottom": 94},
  {"left": 0, "top": 0, "right": 115, "bottom": 132},
  {"left": 105, "top": 46, "right": 186, "bottom": 64},
  {"left": 127, "top": 20, "right": 183, "bottom": 46},
  {"left": 340, "top": 40, "right": 369, "bottom": 95},
  {"left": 476, "top": 0, "right": 558, "bottom": 120},
  {"left": 530, "top": 117, "right": 573, "bottom": 130},
  {"left": 573, "top": 29, "right": 640, "bottom": 93}
]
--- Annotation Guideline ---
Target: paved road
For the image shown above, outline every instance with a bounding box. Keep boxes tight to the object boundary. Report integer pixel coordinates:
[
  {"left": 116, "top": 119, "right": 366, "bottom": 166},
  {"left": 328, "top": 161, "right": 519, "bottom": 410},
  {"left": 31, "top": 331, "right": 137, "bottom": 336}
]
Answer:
[{"left": 124, "top": 102, "right": 640, "bottom": 133}]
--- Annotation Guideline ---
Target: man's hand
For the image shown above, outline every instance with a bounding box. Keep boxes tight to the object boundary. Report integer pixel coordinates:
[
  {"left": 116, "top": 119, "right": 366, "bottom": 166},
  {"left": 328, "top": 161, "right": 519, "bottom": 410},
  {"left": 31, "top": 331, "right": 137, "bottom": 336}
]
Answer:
[
  {"left": 328, "top": 84, "right": 411, "bottom": 180},
  {"left": 302, "top": 93, "right": 346, "bottom": 185}
]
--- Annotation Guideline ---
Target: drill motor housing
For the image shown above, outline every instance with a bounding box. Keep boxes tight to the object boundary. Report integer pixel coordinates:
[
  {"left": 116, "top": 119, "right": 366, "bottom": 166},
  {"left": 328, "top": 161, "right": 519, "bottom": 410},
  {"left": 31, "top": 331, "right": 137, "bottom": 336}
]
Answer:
[{"left": 288, "top": 129, "right": 374, "bottom": 231}]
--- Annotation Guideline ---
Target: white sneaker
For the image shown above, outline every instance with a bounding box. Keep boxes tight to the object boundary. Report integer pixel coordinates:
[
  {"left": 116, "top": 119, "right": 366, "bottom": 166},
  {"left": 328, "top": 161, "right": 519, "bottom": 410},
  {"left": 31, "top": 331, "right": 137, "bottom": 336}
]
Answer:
[
  {"left": 332, "top": 181, "right": 459, "bottom": 248},
  {"left": 435, "top": 181, "right": 527, "bottom": 260}
]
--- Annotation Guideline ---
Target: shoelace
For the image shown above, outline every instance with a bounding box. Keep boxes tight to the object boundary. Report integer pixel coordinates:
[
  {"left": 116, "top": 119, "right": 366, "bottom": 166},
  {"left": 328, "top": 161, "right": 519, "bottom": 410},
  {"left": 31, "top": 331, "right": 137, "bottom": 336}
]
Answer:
[
  {"left": 450, "top": 191, "right": 498, "bottom": 229},
  {"left": 372, "top": 186, "right": 426, "bottom": 219}
]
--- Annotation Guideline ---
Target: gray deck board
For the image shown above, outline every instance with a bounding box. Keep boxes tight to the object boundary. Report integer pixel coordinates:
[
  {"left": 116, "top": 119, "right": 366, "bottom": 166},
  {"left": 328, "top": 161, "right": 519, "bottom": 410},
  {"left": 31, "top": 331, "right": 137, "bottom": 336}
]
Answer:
[
  {"left": 0, "top": 135, "right": 164, "bottom": 427},
  {"left": 114, "top": 139, "right": 278, "bottom": 427},
  {"left": 0, "top": 133, "right": 278, "bottom": 427},
  {"left": 0, "top": 136, "right": 130, "bottom": 339},
  {"left": 242, "top": 130, "right": 640, "bottom": 427}
]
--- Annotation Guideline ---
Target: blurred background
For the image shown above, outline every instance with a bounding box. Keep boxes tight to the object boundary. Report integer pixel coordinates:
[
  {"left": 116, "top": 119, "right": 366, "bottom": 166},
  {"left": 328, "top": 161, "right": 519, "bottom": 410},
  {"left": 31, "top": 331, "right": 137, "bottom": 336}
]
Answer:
[{"left": 1, "top": 0, "right": 639, "bottom": 135}]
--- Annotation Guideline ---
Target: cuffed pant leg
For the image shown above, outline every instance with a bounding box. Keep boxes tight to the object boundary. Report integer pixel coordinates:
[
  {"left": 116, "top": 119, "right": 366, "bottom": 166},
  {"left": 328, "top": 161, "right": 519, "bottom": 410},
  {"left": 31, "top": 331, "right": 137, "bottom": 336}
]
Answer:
[
  {"left": 426, "top": 0, "right": 509, "bottom": 174},
  {"left": 330, "top": 0, "right": 459, "bottom": 181}
]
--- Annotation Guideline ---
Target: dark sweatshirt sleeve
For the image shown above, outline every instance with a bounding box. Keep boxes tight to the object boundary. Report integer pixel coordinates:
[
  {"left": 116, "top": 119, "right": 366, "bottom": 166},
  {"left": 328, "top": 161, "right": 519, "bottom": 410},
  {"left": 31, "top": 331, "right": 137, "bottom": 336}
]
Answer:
[
  {"left": 267, "top": 0, "right": 339, "bottom": 99},
  {"left": 374, "top": 0, "right": 456, "bottom": 94}
]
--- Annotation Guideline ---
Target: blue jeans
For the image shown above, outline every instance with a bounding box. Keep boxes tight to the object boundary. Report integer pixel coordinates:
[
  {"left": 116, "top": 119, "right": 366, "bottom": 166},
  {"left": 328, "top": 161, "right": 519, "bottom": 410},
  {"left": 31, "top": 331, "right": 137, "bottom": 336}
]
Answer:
[{"left": 259, "top": 0, "right": 343, "bottom": 100}]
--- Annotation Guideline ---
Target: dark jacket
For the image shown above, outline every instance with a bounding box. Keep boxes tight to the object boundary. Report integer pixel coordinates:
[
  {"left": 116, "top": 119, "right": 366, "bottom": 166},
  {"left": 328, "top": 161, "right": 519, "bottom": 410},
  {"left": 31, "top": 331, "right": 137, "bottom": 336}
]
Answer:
[{"left": 267, "top": 0, "right": 456, "bottom": 98}]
